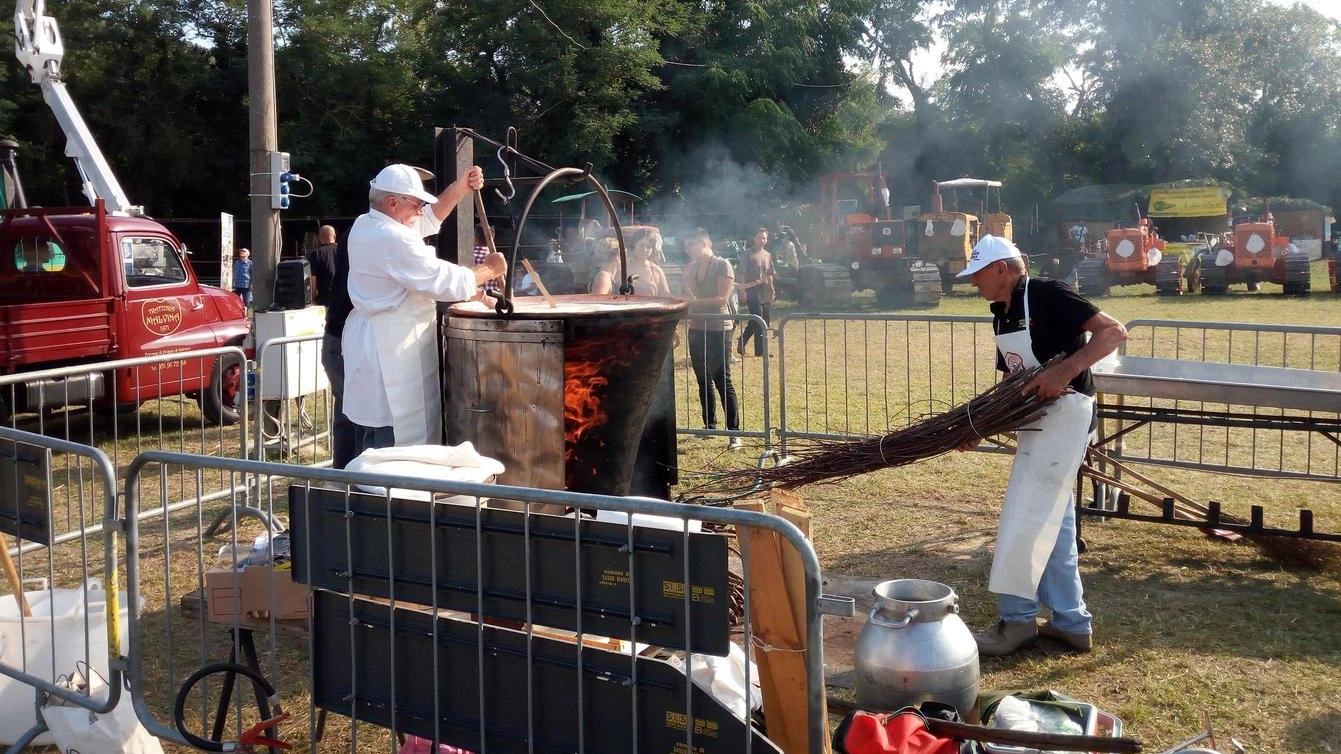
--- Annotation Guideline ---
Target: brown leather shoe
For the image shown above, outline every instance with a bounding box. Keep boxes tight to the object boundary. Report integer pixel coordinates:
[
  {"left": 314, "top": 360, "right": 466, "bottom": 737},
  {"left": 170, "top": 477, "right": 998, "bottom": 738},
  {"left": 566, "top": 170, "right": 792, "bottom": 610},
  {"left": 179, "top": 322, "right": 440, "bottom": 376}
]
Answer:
[
  {"left": 973, "top": 620, "right": 1037, "bottom": 656},
  {"left": 1038, "top": 619, "right": 1093, "bottom": 652}
]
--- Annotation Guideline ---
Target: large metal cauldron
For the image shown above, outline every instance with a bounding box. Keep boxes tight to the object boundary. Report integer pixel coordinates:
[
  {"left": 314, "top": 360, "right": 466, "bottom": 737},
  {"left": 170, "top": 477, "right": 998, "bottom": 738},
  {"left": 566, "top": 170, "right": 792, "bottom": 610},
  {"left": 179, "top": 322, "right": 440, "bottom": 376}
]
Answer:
[
  {"left": 443, "top": 295, "right": 685, "bottom": 504},
  {"left": 853, "top": 579, "right": 979, "bottom": 719}
]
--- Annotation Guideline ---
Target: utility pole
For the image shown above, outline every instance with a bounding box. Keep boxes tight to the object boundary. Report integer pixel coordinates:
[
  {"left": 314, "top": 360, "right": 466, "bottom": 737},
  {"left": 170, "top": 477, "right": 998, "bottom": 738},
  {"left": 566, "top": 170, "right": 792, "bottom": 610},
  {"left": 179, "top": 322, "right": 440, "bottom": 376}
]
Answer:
[{"left": 247, "top": 0, "right": 278, "bottom": 311}]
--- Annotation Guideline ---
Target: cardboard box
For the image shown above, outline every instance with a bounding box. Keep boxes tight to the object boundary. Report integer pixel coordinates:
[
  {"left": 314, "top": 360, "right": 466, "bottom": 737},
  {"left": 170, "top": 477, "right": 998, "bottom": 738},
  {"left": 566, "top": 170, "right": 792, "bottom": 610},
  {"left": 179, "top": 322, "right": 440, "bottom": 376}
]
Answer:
[{"left": 204, "top": 566, "right": 309, "bottom": 623}]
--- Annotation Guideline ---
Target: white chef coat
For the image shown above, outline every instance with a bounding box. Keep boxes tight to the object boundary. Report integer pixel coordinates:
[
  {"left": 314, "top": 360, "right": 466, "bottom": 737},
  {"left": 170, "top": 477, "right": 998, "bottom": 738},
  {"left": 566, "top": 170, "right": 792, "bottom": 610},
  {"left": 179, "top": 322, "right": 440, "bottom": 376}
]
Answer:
[{"left": 342, "top": 206, "right": 477, "bottom": 432}]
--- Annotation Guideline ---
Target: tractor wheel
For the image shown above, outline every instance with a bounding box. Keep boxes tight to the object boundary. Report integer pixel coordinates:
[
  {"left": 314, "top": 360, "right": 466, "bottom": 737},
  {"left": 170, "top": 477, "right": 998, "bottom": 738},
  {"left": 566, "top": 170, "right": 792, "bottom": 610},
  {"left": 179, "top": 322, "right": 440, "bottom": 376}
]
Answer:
[
  {"left": 1076, "top": 259, "right": 1109, "bottom": 297},
  {"left": 1280, "top": 252, "right": 1311, "bottom": 296},
  {"left": 910, "top": 264, "right": 943, "bottom": 307},
  {"left": 198, "top": 352, "right": 243, "bottom": 426},
  {"left": 796, "top": 265, "right": 825, "bottom": 309},
  {"left": 1198, "top": 256, "right": 1228, "bottom": 295},
  {"left": 1183, "top": 254, "right": 1203, "bottom": 294},
  {"left": 876, "top": 276, "right": 917, "bottom": 308},
  {"left": 1154, "top": 256, "right": 1184, "bottom": 295}
]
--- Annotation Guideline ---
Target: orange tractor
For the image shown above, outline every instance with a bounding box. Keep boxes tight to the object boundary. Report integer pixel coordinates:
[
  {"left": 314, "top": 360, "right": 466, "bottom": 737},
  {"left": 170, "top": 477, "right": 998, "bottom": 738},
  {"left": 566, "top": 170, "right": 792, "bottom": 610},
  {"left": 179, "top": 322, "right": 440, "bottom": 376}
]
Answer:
[
  {"left": 810, "top": 168, "right": 940, "bottom": 307},
  {"left": 1076, "top": 215, "right": 1184, "bottom": 296},
  {"left": 1190, "top": 214, "right": 1311, "bottom": 295}
]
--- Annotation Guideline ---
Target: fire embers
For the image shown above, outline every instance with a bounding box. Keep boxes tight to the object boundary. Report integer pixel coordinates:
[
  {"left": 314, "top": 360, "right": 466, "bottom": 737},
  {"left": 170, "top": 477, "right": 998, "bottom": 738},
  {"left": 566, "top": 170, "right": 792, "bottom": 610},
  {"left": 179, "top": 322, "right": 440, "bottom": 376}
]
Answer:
[{"left": 562, "top": 318, "right": 679, "bottom": 496}]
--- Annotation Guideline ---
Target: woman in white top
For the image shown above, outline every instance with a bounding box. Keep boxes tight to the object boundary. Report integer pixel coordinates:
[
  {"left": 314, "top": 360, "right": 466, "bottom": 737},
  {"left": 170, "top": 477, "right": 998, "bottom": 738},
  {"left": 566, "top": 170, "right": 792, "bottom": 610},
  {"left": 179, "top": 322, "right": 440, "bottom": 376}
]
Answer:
[{"left": 589, "top": 231, "right": 672, "bottom": 297}]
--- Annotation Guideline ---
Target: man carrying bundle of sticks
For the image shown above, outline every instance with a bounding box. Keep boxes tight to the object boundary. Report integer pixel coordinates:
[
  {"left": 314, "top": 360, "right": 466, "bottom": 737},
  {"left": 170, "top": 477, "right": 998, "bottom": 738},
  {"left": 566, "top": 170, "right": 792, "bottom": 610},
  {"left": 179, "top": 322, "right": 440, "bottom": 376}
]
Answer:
[{"left": 956, "top": 235, "right": 1127, "bottom": 656}]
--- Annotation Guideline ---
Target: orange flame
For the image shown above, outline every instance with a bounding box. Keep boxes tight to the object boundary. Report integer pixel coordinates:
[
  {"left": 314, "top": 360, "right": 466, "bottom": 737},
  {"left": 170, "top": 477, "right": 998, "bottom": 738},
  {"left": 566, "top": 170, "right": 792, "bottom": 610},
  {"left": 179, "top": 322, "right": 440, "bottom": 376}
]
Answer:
[
  {"left": 561, "top": 318, "right": 676, "bottom": 493},
  {"left": 564, "top": 355, "right": 610, "bottom": 463}
]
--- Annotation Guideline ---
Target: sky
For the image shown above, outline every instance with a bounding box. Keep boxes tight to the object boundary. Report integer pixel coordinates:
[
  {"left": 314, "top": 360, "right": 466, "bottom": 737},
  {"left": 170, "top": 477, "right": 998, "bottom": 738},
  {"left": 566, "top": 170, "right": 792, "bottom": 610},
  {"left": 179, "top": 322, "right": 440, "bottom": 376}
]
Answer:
[
  {"left": 900, "top": 0, "right": 1341, "bottom": 103},
  {"left": 1283, "top": 0, "right": 1341, "bottom": 21}
]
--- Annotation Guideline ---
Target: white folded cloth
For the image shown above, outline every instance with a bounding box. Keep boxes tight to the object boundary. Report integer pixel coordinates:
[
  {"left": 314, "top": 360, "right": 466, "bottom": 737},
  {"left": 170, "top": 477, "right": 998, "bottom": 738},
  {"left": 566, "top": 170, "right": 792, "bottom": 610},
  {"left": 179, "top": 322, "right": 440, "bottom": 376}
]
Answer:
[{"left": 346, "top": 443, "right": 505, "bottom": 503}]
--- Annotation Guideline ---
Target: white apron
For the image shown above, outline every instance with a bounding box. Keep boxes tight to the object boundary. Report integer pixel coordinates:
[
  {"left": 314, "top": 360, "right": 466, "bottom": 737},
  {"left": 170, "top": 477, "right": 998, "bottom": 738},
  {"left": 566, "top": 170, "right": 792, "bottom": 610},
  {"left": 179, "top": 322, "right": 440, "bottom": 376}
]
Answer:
[
  {"left": 369, "top": 291, "right": 440, "bottom": 447},
  {"left": 988, "top": 279, "right": 1095, "bottom": 599}
]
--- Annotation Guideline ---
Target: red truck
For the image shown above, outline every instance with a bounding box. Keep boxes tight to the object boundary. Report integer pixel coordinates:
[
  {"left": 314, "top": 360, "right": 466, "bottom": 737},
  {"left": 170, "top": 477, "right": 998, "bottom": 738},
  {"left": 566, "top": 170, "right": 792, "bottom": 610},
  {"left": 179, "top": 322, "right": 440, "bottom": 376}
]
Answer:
[{"left": 0, "top": 202, "right": 250, "bottom": 424}]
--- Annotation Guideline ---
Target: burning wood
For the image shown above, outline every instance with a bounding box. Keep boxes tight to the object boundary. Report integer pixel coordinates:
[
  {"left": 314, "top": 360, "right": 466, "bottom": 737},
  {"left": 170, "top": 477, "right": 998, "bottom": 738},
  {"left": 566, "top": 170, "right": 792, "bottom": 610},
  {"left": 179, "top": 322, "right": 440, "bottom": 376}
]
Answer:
[{"left": 562, "top": 317, "right": 679, "bottom": 495}]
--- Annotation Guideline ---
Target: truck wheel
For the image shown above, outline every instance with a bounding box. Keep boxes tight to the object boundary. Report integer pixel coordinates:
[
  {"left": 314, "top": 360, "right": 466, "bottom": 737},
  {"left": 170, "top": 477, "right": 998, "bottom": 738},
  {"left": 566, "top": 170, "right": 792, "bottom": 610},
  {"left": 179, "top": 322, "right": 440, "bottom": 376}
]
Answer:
[{"left": 199, "top": 353, "right": 243, "bottom": 426}]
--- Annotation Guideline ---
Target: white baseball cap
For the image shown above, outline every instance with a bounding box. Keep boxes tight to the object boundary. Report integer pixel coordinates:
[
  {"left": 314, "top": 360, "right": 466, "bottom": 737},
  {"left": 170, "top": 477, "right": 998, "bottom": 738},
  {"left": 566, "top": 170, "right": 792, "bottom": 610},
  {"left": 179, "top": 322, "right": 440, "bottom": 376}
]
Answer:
[
  {"left": 957, "top": 235, "right": 1022, "bottom": 277},
  {"left": 369, "top": 164, "right": 438, "bottom": 204}
]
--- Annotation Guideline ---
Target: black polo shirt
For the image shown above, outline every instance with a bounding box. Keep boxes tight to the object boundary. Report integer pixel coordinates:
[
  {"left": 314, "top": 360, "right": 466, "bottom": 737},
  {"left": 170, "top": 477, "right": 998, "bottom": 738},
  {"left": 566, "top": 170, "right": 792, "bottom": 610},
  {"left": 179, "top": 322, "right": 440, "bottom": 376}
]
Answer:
[
  {"left": 306, "top": 243, "right": 339, "bottom": 306},
  {"left": 990, "top": 276, "right": 1100, "bottom": 395},
  {"left": 318, "top": 240, "right": 353, "bottom": 338}
]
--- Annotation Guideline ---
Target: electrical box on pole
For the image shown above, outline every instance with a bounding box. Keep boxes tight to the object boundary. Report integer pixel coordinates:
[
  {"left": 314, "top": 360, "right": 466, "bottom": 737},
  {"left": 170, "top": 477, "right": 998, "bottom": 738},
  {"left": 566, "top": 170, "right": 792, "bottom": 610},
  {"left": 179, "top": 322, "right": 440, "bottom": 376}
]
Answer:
[{"left": 269, "top": 150, "right": 291, "bottom": 210}]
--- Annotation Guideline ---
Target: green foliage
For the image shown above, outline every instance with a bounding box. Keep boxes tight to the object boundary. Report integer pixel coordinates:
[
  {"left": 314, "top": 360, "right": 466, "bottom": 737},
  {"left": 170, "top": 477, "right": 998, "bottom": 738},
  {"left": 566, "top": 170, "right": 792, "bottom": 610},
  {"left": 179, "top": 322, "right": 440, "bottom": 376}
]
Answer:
[{"left": 3, "top": 0, "right": 1341, "bottom": 228}]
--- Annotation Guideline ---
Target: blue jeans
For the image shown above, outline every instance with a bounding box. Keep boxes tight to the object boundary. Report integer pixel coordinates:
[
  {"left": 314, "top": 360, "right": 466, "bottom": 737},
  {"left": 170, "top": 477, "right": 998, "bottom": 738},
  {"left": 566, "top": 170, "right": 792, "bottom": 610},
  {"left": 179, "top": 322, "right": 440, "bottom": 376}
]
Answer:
[
  {"left": 352, "top": 424, "right": 395, "bottom": 458},
  {"left": 234, "top": 288, "right": 252, "bottom": 307},
  {"left": 322, "top": 334, "right": 357, "bottom": 469},
  {"left": 997, "top": 497, "right": 1092, "bottom": 634}
]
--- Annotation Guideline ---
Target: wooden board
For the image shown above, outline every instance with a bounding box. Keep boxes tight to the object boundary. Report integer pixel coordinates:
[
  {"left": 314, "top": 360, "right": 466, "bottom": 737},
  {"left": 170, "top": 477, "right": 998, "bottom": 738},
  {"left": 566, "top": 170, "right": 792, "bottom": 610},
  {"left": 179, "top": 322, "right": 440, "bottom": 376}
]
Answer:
[{"left": 736, "top": 492, "right": 830, "bottom": 754}]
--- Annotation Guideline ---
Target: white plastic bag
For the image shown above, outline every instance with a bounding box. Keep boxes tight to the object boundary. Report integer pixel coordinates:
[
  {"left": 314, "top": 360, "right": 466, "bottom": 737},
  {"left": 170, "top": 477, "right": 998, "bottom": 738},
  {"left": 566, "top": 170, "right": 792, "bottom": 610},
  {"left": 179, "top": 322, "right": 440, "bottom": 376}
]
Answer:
[
  {"left": 40, "top": 668, "right": 164, "bottom": 754},
  {"left": 0, "top": 578, "right": 137, "bottom": 745},
  {"left": 989, "top": 694, "right": 1084, "bottom": 754}
]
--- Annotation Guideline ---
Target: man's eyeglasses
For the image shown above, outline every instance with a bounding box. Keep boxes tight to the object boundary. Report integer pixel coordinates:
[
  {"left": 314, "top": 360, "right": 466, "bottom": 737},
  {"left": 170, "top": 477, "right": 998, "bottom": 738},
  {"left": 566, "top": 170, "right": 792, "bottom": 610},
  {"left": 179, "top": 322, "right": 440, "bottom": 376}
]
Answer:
[{"left": 398, "top": 195, "right": 427, "bottom": 210}]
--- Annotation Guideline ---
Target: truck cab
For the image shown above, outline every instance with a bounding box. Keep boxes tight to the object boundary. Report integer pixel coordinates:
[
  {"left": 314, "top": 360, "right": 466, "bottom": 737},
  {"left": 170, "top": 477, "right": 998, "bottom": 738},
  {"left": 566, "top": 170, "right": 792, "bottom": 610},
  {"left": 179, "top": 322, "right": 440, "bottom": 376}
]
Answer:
[{"left": 0, "top": 203, "right": 249, "bottom": 423}]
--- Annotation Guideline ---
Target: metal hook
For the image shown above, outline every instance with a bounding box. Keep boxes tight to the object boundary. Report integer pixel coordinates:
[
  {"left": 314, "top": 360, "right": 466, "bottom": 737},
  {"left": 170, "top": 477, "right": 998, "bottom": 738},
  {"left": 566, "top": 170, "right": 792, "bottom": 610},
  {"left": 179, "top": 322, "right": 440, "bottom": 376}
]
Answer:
[{"left": 494, "top": 145, "right": 516, "bottom": 204}]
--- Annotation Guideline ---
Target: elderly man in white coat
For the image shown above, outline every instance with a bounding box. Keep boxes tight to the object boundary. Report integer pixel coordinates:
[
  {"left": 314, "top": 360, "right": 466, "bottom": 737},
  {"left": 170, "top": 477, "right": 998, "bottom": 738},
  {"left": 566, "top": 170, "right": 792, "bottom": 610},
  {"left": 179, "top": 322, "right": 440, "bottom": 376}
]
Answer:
[{"left": 343, "top": 163, "right": 507, "bottom": 454}]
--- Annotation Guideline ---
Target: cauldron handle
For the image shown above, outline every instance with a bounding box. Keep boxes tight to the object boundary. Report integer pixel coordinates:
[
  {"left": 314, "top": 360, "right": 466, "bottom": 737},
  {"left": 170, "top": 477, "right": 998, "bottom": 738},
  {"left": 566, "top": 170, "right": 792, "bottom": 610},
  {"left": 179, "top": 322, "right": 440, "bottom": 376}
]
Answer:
[
  {"left": 867, "top": 605, "right": 919, "bottom": 629},
  {"left": 496, "top": 165, "right": 630, "bottom": 315}
]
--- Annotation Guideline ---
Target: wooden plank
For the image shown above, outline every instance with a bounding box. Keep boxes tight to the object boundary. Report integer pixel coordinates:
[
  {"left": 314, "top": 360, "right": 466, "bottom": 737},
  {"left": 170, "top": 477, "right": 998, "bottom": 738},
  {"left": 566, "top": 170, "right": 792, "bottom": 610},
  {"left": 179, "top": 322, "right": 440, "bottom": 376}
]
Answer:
[
  {"left": 770, "top": 491, "right": 831, "bottom": 754},
  {"left": 736, "top": 495, "right": 827, "bottom": 754}
]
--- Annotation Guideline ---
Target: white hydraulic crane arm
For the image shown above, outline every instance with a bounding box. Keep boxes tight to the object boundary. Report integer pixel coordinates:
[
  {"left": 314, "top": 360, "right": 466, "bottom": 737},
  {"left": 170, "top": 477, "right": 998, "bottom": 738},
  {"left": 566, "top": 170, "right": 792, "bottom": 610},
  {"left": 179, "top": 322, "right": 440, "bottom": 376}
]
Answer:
[{"left": 14, "top": 0, "right": 142, "bottom": 215}]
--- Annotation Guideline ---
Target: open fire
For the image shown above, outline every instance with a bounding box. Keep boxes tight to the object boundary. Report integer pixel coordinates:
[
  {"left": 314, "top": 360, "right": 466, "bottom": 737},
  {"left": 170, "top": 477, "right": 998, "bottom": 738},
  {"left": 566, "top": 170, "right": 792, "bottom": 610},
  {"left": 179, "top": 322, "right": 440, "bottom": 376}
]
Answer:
[
  {"left": 445, "top": 294, "right": 686, "bottom": 500},
  {"left": 562, "top": 316, "right": 680, "bottom": 496}
]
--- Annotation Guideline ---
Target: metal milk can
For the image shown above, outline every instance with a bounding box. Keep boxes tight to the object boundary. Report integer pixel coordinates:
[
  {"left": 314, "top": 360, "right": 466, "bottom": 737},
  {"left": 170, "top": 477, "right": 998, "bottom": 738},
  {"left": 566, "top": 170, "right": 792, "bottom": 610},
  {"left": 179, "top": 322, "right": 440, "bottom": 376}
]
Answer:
[{"left": 853, "top": 579, "right": 980, "bottom": 718}]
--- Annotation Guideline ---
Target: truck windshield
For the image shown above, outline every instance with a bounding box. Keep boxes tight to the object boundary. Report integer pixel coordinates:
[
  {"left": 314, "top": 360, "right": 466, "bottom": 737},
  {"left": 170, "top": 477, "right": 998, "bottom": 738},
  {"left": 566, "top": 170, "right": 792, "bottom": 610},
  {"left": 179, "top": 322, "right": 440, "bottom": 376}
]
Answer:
[{"left": 123, "top": 238, "right": 187, "bottom": 286}]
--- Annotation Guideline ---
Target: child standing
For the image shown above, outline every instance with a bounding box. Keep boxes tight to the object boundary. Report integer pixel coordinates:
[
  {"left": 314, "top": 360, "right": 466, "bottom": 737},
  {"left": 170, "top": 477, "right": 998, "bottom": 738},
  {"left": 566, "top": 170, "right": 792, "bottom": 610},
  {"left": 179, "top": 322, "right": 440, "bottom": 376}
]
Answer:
[{"left": 232, "top": 248, "right": 253, "bottom": 307}]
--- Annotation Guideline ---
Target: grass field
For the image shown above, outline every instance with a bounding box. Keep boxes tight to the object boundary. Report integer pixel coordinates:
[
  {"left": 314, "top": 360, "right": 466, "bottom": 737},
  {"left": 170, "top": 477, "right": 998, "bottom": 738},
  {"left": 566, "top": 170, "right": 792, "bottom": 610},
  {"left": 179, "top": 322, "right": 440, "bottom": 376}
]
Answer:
[
  {"left": 675, "top": 259, "right": 1341, "bottom": 752},
  {"left": 6, "top": 259, "right": 1337, "bottom": 753}
]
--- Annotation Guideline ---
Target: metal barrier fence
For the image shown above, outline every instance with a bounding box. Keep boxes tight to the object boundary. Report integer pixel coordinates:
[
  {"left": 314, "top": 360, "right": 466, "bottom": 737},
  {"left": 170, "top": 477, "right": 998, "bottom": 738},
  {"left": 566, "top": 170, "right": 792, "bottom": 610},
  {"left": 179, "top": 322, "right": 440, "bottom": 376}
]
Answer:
[
  {"left": 0, "top": 426, "right": 124, "bottom": 751},
  {"left": 674, "top": 313, "right": 773, "bottom": 452},
  {"left": 0, "top": 347, "right": 251, "bottom": 550},
  {"left": 120, "top": 451, "right": 828, "bottom": 754},
  {"left": 251, "top": 332, "right": 333, "bottom": 465},
  {"left": 773, "top": 313, "right": 997, "bottom": 451},
  {"left": 0, "top": 334, "right": 338, "bottom": 545},
  {"left": 1112, "top": 320, "right": 1341, "bottom": 481}
]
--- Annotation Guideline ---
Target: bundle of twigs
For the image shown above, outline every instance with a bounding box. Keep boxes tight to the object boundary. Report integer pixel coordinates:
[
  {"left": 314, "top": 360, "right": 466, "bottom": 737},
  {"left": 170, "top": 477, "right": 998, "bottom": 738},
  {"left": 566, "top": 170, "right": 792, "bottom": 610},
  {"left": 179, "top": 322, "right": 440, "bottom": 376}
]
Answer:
[{"left": 696, "top": 357, "right": 1064, "bottom": 497}]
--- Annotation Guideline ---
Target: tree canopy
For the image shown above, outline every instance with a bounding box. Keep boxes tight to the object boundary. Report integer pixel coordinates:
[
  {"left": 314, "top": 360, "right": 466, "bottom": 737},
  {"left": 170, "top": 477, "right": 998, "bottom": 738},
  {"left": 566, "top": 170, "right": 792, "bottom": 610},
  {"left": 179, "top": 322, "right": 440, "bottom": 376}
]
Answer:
[{"left": 3, "top": 0, "right": 1339, "bottom": 228}]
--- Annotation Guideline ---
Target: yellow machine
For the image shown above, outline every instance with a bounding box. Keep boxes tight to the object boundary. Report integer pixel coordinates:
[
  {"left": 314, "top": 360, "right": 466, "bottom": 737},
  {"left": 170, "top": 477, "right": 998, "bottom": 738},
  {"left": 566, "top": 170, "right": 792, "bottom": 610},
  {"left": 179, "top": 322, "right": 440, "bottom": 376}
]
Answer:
[{"left": 915, "top": 178, "right": 1012, "bottom": 293}]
